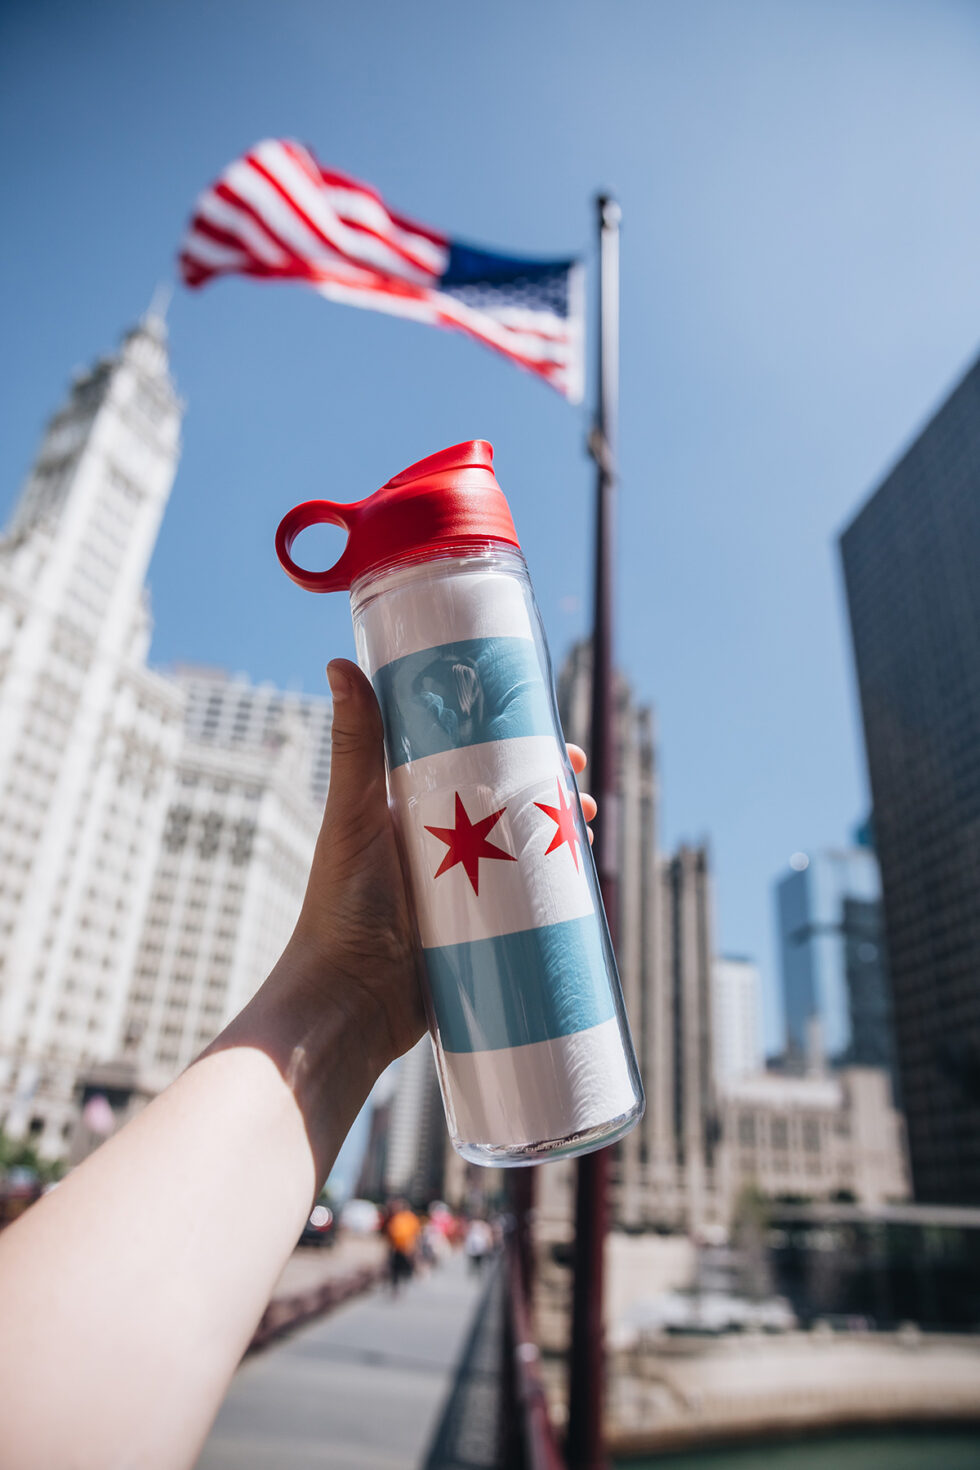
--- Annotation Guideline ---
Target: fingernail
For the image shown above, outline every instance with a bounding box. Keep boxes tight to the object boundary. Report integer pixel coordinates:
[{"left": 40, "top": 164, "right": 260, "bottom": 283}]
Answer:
[{"left": 327, "top": 663, "right": 350, "bottom": 701}]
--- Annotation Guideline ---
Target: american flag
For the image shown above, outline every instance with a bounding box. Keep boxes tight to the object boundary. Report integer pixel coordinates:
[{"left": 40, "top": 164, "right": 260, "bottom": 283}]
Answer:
[{"left": 179, "top": 139, "right": 584, "bottom": 401}]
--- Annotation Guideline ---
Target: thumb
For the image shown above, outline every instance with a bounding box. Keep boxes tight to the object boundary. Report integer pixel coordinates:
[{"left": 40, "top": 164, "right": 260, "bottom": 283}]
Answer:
[{"left": 321, "top": 659, "right": 390, "bottom": 856}]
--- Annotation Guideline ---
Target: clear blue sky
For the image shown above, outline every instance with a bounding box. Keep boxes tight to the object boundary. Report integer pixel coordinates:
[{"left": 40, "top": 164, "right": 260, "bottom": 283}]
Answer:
[{"left": 3, "top": 0, "right": 980, "bottom": 1051}]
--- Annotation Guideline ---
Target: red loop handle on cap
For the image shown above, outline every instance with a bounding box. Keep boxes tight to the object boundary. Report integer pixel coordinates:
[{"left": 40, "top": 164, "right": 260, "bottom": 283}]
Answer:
[
  {"left": 275, "top": 441, "right": 519, "bottom": 595},
  {"left": 275, "top": 498, "right": 363, "bottom": 593}
]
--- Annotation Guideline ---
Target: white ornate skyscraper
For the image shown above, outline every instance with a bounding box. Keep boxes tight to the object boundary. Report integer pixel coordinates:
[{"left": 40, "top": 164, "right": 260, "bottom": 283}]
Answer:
[
  {"left": 0, "top": 317, "right": 333, "bottom": 1160},
  {"left": 0, "top": 314, "right": 184, "bottom": 1151},
  {"left": 120, "top": 670, "right": 325, "bottom": 1078}
]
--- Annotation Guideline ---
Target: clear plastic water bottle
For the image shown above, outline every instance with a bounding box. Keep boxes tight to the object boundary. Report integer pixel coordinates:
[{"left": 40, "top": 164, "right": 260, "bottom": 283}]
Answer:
[{"left": 276, "top": 440, "right": 643, "bottom": 1165}]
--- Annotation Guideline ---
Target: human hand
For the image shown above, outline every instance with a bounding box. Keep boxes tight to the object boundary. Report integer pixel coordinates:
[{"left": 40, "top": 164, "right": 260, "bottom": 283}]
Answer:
[{"left": 285, "top": 658, "right": 596, "bottom": 1079}]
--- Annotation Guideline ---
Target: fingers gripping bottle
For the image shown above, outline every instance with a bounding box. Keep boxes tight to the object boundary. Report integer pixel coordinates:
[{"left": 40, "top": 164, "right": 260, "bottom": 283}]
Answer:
[{"left": 276, "top": 441, "right": 644, "bottom": 1165}]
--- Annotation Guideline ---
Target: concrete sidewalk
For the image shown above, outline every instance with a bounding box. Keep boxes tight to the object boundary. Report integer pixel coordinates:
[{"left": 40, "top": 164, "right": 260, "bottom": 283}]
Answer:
[{"left": 196, "top": 1252, "right": 490, "bottom": 1470}]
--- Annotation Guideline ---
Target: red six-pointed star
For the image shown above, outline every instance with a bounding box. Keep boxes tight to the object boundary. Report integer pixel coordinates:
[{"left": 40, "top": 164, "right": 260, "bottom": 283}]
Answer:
[
  {"left": 534, "top": 778, "right": 583, "bottom": 871},
  {"left": 424, "top": 792, "right": 517, "bottom": 896}
]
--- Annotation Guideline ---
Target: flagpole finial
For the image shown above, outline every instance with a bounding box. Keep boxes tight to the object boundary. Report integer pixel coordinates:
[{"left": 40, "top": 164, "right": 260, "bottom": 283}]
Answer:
[{"left": 596, "top": 193, "right": 621, "bottom": 229}]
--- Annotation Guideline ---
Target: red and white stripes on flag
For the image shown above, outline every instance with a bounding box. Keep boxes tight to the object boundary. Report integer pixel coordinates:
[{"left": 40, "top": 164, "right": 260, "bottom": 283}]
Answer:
[{"left": 179, "top": 139, "right": 584, "bottom": 400}]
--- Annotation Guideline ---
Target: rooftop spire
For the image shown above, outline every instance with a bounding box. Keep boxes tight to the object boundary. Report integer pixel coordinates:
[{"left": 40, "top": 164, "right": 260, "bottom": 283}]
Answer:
[{"left": 143, "top": 281, "right": 173, "bottom": 333}]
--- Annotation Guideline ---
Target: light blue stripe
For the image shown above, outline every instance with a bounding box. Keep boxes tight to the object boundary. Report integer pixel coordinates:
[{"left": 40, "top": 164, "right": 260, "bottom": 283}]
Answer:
[
  {"left": 423, "top": 914, "right": 617, "bottom": 1054},
  {"left": 373, "top": 635, "right": 554, "bottom": 770}
]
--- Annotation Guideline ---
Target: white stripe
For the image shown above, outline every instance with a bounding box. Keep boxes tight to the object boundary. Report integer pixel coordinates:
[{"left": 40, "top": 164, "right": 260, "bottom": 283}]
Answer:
[
  {"left": 255, "top": 141, "right": 434, "bottom": 286},
  {"left": 315, "top": 267, "right": 571, "bottom": 371},
  {"left": 444, "top": 302, "right": 570, "bottom": 341},
  {"left": 389, "top": 737, "right": 594, "bottom": 948},
  {"left": 440, "top": 1016, "right": 639, "bottom": 1148},
  {"left": 563, "top": 261, "right": 586, "bottom": 405},
  {"left": 352, "top": 559, "right": 534, "bottom": 667},
  {"left": 225, "top": 158, "right": 349, "bottom": 272},
  {"left": 194, "top": 191, "right": 290, "bottom": 268},
  {"left": 179, "top": 229, "right": 252, "bottom": 272},
  {"left": 314, "top": 276, "right": 438, "bottom": 321},
  {"left": 318, "top": 179, "right": 449, "bottom": 276}
]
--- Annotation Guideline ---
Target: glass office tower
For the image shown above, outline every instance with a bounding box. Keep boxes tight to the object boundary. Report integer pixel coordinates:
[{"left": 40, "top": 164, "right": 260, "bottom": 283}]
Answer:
[{"left": 841, "top": 354, "right": 980, "bottom": 1205}]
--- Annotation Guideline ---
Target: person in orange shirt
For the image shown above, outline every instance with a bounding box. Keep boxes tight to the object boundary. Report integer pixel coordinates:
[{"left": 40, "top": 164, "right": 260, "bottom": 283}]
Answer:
[{"left": 385, "top": 1200, "right": 422, "bottom": 1293}]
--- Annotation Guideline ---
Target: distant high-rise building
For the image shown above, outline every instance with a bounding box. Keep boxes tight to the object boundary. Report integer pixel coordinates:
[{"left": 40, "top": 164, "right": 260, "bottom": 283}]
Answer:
[
  {"left": 538, "top": 640, "right": 721, "bottom": 1233},
  {"left": 355, "top": 1093, "right": 392, "bottom": 1202},
  {"left": 840, "top": 893, "right": 897, "bottom": 1084},
  {"left": 712, "top": 956, "right": 762, "bottom": 1090},
  {"left": 381, "top": 1037, "right": 446, "bottom": 1204},
  {"left": 775, "top": 848, "right": 891, "bottom": 1073},
  {"left": 661, "top": 843, "right": 718, "bottom": 1230},
  {"left": 0, "top": 318, "right": 328, "bottom": 1154},
  {"left": 841, "top": 355, "right": 980, "bottom": 1205}
]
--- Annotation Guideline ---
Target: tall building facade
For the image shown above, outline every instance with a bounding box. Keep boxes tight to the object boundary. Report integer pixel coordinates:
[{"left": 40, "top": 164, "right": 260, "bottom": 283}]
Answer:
[
  {"left": 841, "top": 354, "right": 980, "bottom": 1205},
  {"left": 712, "top": 956, "right": 762, "bottom": 1091},
  {"left": 0, "top": 319, "right": 328, "bottom": 1155},
  {"left": 544, "top": 641, "right": 721, "bottom": 1232},
  {"left": 179, "top": 667, "right": 332, "bottom": 809},
  {"left": 841, "top": 892, "right": 896, "bottom": 1081},
  {"left": 121, "top": 674, "right": 324, "bottom": 1077},
  {"left": 0, "top": 315, "right": 184, "bottom": 1152},
  {"left": 660, "top": 844, "right": 718, "bottom": 1229},
  {"left": 380, "top": 1037, "right": 447, "bottom": 1203},
  {"left": 775, "top": 847, "right": 891, "bottom": 1073}
]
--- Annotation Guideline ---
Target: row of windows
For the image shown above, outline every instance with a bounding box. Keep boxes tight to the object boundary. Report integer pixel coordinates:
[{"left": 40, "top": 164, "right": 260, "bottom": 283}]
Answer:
[
  {"left": 177, "top": 777, "right": 264, "bottom": 808},
  {"left": 736, "top": 1113, "right": 827, "bottom": 1150},
  {"left": 738, "top": 1155, "right": 826, "bottom": 1178},
  {"left": 130, "top": 969, "right": 226, "bottom": 1005}
]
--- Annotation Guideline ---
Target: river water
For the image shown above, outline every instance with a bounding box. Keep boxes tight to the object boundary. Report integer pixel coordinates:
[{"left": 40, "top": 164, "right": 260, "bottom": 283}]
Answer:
[{"left": 617, "top": 1427, "right": 980, "bottom": 1469}]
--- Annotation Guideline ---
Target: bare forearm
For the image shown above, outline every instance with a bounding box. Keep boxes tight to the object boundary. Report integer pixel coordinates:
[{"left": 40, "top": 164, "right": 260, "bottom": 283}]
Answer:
[{"left": 0, "top": 945, "right": 379, "bottom": 1470}]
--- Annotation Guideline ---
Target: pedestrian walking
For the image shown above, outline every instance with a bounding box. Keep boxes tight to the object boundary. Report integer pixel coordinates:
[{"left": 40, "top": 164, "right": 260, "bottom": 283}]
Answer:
[
  {"left": 464, "top": 1217, "right": 494, "bottom": 1275},
  {"left": 384, "top": 1200, "right": 421, "bottom": 1294}
]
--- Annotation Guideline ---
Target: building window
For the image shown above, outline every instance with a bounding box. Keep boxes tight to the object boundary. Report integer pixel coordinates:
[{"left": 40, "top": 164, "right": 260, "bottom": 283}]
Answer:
[
  {"left": 738, "top": 1113, "right": 756, "bottom": 1146},
  {"left": 199, "top": 814, "right": 223, "bottom": 858},
  {"left": 164, "top": 806, "right": 191, "bottom": 852},
  {"left": 770, "top": 1117, "right": 789, "bottom": 1150}
]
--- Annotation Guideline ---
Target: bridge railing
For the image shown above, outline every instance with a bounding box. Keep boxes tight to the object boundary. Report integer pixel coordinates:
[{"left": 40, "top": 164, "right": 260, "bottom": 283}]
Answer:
[{"left": 500, "top": 1221, "right": 567, "bottom": 1470}]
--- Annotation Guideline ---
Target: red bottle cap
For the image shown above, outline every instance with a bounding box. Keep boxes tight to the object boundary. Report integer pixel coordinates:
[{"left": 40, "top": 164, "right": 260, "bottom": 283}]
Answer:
[{"left": 275, "top": 440, "right": 520, "bottom": 593}]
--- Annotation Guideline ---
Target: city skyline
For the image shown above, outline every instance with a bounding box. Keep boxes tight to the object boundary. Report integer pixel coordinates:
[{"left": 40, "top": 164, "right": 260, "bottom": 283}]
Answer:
[{"left": 3, "top": 3, "right": 980, "bottom": 1050}]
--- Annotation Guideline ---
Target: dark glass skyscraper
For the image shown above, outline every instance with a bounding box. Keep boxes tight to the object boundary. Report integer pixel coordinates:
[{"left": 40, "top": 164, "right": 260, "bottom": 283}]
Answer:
[{"left": 840, "top": 356, "right": 980, "bottom": 1205}]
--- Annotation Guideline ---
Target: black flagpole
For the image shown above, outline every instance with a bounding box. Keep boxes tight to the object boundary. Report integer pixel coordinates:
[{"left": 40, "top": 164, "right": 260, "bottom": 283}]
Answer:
[{"left": 566, "top": 192, "right": 620, "bottom": 1470}]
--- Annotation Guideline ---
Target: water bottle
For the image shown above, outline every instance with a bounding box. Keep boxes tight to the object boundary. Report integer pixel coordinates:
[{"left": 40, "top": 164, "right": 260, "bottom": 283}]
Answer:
[{"left": 276, "top": 440, "right": 643, "bottom": 1165}]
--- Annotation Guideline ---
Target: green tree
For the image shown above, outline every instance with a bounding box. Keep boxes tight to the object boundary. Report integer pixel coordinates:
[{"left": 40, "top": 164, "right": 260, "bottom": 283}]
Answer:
[{"left": 0, "top": 1129, "right": 65, "bottom": 1185}]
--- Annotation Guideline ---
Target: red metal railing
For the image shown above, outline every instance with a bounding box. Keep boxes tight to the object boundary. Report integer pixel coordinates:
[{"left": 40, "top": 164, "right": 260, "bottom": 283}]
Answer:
[
  {"left": 504, "top": 1239, "right": 567, "bottom": 1470},
  {"left": 500, "top": 1171, "right": 567, "bottom": 1470},
  {"left": 248, "top": 1263, "right": 384, "bottom": 1353}
]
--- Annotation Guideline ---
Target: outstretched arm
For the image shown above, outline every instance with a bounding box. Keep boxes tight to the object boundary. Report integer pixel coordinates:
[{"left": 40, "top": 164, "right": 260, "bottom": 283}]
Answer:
[
  {"left": 0, "top": 662, "right": 425, "bottom": 1470},
  {"left": 0, "top": 660, "right": 595, "bottom": 1470}
]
